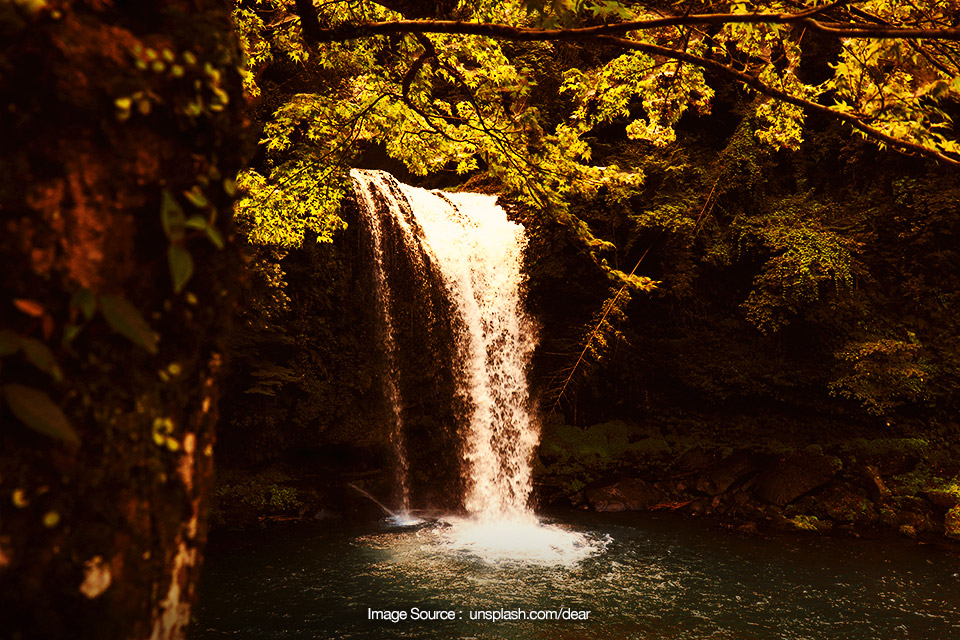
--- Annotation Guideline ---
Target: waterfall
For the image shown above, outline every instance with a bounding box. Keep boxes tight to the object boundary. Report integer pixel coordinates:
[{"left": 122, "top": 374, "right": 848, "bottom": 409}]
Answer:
[
  {"left": 351, "top": 173, "right": 416, "bottom": 517},
  {"left": 350, "top": 169, "right": 538, "bottom": 521}
]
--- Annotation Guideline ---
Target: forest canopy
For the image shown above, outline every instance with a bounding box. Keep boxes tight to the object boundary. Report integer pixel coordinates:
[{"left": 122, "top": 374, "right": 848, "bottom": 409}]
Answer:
[{"left": 234, "top": 0, "right": 959, "bottom": 264}]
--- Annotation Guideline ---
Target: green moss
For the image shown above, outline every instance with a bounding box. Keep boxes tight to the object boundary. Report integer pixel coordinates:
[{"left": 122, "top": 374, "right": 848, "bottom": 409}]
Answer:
[
  {"left": 838, "top": 437, "right": 930, "bottom": 461},
  {"left": 788, "top": 514, "right": 824, "bottom": 531},
  {"left": 888, "top": 467, "right": 959, "bottom": 500},
  {"left": 540, "top": 419, "right": 672, "bottom": 476},
  {"left": 214, "top": 476, "right": 305, "bottom": 519}
]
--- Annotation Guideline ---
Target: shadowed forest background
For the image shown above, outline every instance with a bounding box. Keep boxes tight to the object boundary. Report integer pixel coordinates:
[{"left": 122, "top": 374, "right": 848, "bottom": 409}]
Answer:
[{"left": 1, "top": 0, "right": 959, "bottom": 638}]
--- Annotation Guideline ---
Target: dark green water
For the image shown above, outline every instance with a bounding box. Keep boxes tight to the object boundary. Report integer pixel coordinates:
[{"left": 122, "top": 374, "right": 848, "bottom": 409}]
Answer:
[{"left": 192, "top": 512, "right": 960, "bottom": 639}]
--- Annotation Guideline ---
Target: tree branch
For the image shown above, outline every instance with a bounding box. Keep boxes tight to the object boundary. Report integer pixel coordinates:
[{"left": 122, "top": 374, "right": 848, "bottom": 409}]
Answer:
[
  {"left": 399, "top": 34, "right": 474, "bottom": 144},
  {"left": 292, "top": 0, "right": 325, "bottom": 45},
  {"left": 293, "top": 5, "right": 959, "bottom": 166},
  {"left": 598, "top": 35, "right": 960, "bottom": 166},
  {"left": 306, "top": 13, "right": 960, "bottom": 44}
]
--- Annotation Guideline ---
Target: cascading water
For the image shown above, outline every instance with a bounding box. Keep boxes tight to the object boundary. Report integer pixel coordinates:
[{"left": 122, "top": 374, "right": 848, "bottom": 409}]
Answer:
[
  {"left": 351, "top": 173, "right": 416, "bottom": 520},
  {"left": 351, "top": 169, "right": 601, "bottom": 563},
  {"left": 394, "top": 186, "right": 539, "bottom": 522}
]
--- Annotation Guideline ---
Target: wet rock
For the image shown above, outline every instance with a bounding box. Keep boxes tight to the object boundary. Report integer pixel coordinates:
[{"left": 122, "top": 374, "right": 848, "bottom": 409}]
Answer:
[
  {"left": 584, "top": 478, "right": 663, "bottom": 512},
  {"left": 859, "top": 465, "right": 890, "bottom": 503},
  {"left": 695, "top": 450, "right": 765, "bottom": 496},
  {"left": 754, "top": 450, "right": 841, "bottom": 507},
  {"left": 732, "top": 491, "right": 751, "bottom": 507}
]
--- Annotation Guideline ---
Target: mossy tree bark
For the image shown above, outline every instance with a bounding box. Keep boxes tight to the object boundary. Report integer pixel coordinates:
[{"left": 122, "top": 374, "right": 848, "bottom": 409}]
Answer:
[{"left": 0, "top": 2, "right": 246, "bottom": 638}]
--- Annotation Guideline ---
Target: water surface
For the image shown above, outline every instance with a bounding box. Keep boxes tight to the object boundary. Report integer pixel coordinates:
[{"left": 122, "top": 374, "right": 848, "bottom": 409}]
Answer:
[{"left": 193, "top": 512, "right": 960, "bottom": 639}]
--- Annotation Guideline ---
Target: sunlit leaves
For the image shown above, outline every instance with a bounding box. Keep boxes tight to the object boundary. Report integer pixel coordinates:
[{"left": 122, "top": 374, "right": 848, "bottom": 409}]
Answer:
[
  {"left": 233, "top": 0, "right": 960, "bottom": 281},
  {"left": 737, "top": 195, "right": 859, "bottom": 334},
  {"left": 821, "top": 5, "right": 960, "bottom": 162},
  {"left": 829, "top": 338, "right": 929, "bottom": 416},
  {"left": 235, "top": 162, "right": 348, "bottom": 247}
]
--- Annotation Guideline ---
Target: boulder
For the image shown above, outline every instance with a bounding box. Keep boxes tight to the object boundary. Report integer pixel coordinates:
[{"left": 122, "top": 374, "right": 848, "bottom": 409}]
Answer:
[
  {"left": 695, "top": 450, "right": 765, "bottom": 496},
  {"left": 584, "top": 478, "right": 663, "bottom": 512},
  {"left": 801, "top": 482, "right": 877, "bottom": 525},
  {"left": 880, "top": 501, "right": 936, "bottom": 534},
  {"left": 670, "top": 447, "right": 717, "bottom": 475},
  {"left": 923, "top": 488, "right": 960, "bottom": 512},
  {"left": 859, "top": 465, "right": 891, "bottom": 503},
  {"left": 754, "top": 450, "right": 841, "bottom": 506}
]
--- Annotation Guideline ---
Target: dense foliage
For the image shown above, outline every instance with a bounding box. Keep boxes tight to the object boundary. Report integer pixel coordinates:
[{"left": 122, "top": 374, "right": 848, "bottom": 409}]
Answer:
[{"left": 221, "top": 1, "right": 959, "bottom": 436}]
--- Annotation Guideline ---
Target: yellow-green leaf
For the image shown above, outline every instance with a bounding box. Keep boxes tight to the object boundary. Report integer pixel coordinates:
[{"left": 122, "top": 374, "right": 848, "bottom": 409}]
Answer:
[
  {"left": 205, "top": 225, "right": 225, "bottom": 249},
  {"left": 184, "top": 215, "right": 208, "bottom": 230},
  {"left": 99, "top": 295, "right": 159, "bottom": 354},
  {"left": 168, "top": 245, "right": 194, "bottom": 293},
  {"left": 161, "top": 190, "right": 185, "bottom": 242},
  {"left": 184, "top": 187, "right": 208, "bottom": 208},
  {"left": 20, "top": 337, "right": 63, "bottom": 382},
  {"left": 3, "top": 384, "right": 79, "bottom": 445}
]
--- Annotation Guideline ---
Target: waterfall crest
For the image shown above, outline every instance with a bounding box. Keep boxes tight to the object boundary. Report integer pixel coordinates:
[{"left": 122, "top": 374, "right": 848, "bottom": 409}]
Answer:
[{"left": 351, "top": 169, "right": 538, "bottom": 521}]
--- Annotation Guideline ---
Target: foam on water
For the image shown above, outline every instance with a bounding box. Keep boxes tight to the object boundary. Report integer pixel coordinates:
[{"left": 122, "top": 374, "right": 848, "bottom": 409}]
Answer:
[{"left": 436, "top": 516, "right": 609, "bottom": 566}]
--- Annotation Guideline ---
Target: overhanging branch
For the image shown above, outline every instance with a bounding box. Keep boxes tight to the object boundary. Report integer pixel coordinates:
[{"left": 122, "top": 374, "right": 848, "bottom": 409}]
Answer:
[
  {"left": 598, "top": 35, "right": 960, "bottom": 166},
  {"left": 291, "top": 2, "right": 959, "bottom": 166},
  {"left": 305, "top": 14, "right": 960, "bottom": 43}
]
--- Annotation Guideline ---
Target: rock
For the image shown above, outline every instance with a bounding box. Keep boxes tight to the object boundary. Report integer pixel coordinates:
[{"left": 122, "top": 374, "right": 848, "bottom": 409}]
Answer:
[
  {"left": 923, "top": 489, "right": 960, "bottom": 512},
  {"left": 735, "top": 521, "right": 758, "bottom": 534},
  {"left": 654, "top": 478, "right": 688, "bottom": 494},
  {"left": 946, "top": 506, "right": 960, "bottom": 539},
  {"left": 687, "top": 498, "right": 711, "bottom": 516},
  {"left": 695, "top": 450, "right": 765, "bottom": 496},
  {"left": 804, "top": 482, "right": 877, "bottom": 525},
  {"left": 859, "top": 465, "right": 890, "bottom": 503},
  {"left": 584, "top": 478, "right": 663, "bottom": 512},
  {"left": 884, "top": 509, "right": 934, "bottom": 533},
  {"left": 880, "top": 497, "right": 936, "bottom": 533},
  {"left": 670, "top": 447, "right": 717, "bottom": 475},
  {"left": 753, "top": 450, "right": 841, "bottom": 507}
]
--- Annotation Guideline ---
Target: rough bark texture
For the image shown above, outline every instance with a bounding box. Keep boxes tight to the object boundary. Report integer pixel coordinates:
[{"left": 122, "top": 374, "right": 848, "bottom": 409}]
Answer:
[{"left": 0, "top": 1, "right": 246, "bottom": 638}]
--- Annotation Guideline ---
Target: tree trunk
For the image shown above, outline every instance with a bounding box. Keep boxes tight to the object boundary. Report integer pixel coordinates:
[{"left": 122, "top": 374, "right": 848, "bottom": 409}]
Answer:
[{"left": 0, "top": 1, "right": 246, "bottom": 638}]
